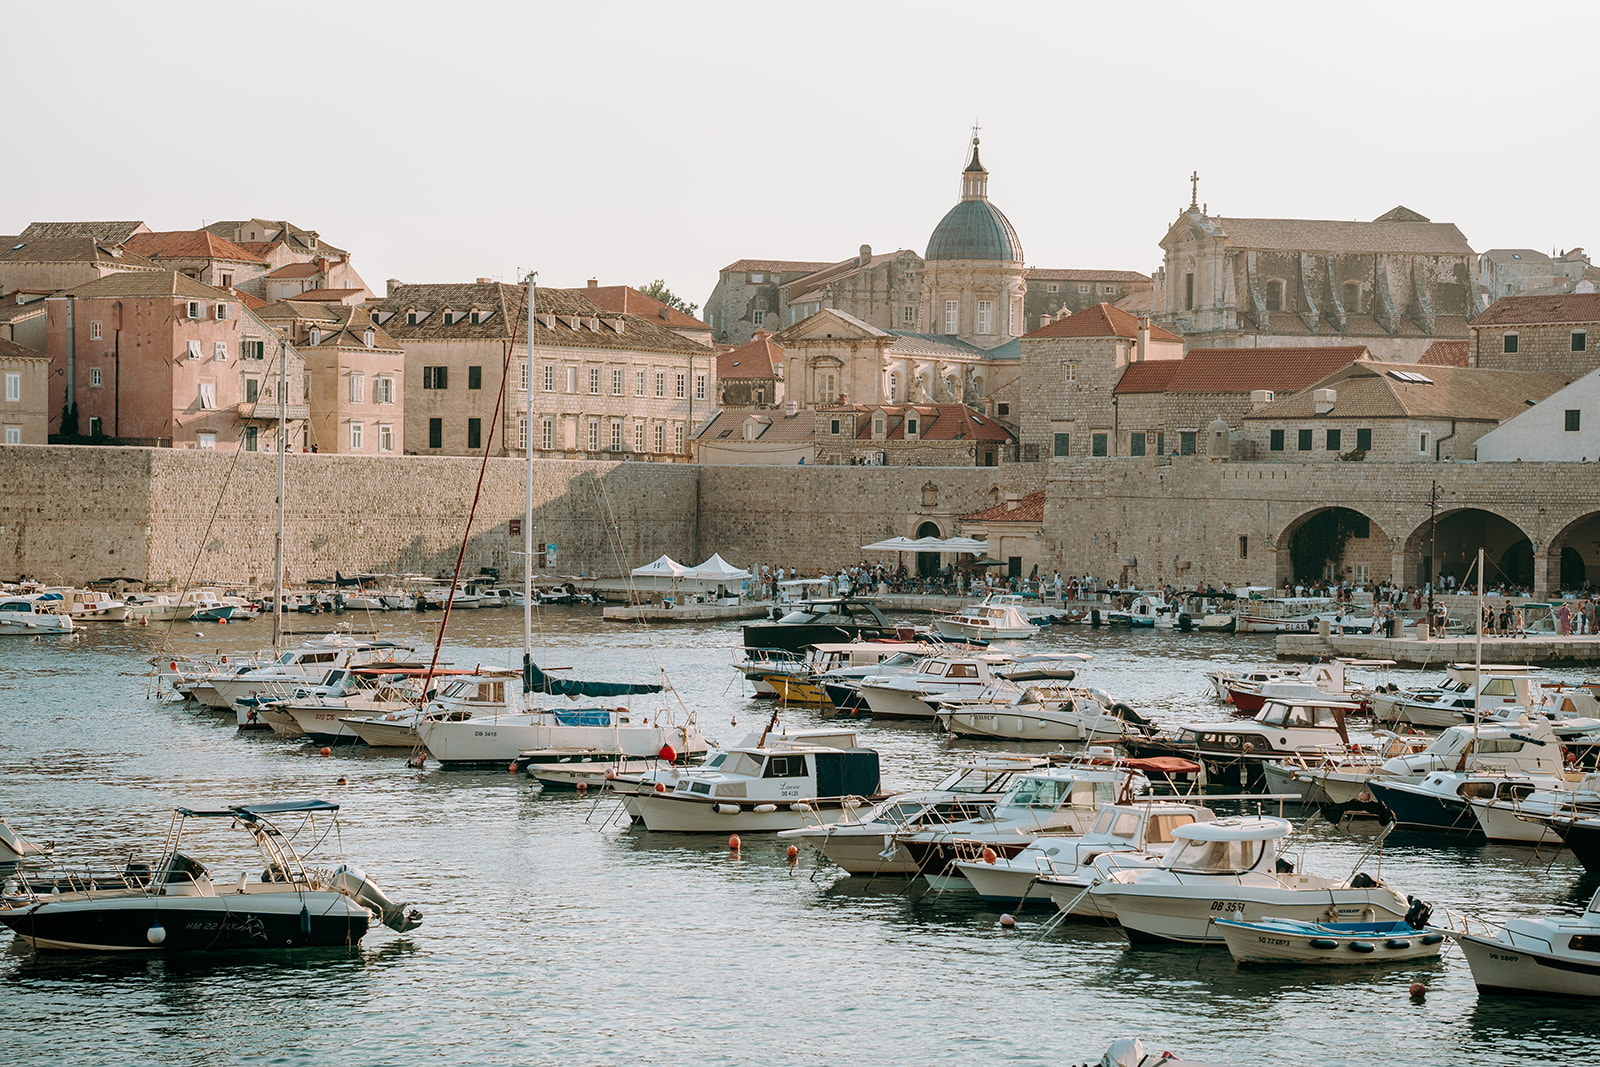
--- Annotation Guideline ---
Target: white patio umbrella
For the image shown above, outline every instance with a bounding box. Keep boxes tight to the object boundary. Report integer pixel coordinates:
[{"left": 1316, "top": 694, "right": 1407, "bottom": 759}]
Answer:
[
  {"left": 942, "top": 536, "right": 988, "bottom": 556},
  {"left": 861, "top": 537, "right": 921, "bottom": 551}
]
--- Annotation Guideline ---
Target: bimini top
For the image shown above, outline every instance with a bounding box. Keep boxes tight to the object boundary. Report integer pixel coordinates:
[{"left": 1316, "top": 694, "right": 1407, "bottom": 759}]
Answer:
[
  {"left": 1170, "top": 815, "right": 1291, "bottom": 842},
  {"left": 925, "top": 198, "right": 1023, "bottom": 263},
  {"left": 178, "top": 800, "right": 341, "bottom": 819}
]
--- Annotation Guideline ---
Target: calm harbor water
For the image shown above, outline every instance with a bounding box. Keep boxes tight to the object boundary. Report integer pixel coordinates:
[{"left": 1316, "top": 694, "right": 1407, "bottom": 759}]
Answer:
[{"left": 3, "top": 612, "right": 1599, "bottom": 1066}]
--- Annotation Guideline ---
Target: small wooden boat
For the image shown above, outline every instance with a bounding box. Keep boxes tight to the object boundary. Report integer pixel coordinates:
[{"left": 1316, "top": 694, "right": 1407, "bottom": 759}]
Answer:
[{"left": 1214, "top": 914, "right": 1444, "bottom": 964}]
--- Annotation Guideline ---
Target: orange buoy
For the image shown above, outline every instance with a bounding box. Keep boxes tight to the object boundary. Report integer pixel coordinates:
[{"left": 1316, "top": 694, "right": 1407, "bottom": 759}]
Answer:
[
  {"left": 728, "top": 834, "right": 741, "bottom": 851},
  {"left": 982, "top": 847, "right": 998, "bottom": 865},
  {"left": 786, "top": 845, "right": 799, "bottom": 861},
  {"left": 170, "top": 662, "right": 177, "bottom": 672},
  {"left": 999, "top": 913, "right": 1016, "bottom": 928},
  {"left": 654, "top": 782, "right": 667, "bottom": 793},
  {"left": 659, "top": 743, "right": 678, "bottom": 763},
  {"left": 1409, "top": 982, "right": 1426, "bottom": 1000},
  {"left": 336, "top": 776, "right": 348, "bottom": 786},
  {"left": 139, "top": 615, "right": 148, "bottom": 626},
  {"left": 319, "top": 747, "right": 331, "bottom": 757},
  {"left": 218, "top": 617, "right": 228, "bottom": 625},
  {"left": 576, "top": 781, "right": 588, "bottom": 792}
]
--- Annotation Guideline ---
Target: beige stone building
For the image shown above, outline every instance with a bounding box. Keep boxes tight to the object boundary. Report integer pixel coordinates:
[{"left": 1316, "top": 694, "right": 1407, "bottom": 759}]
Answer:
[
  {"left": 813, "top": 403, "right": 1015, "bottom": 467},
  {"left": 1155, "top": 198, "right": 1482, "bottom": 360},
  {"left": 781, "top": 247, "right": 925, "bottom": 332},
  {"left": 202, "top": 219, "right": 371, "bottom": 299},
  {"left": 1479, "top": 248, "right": 1597, "bottom": 301},
  {"left": 1026, "top": 269, "right": 1153, "bottom": 327},
  {"left": 919, "top": 137, "right": 1027, "bottom": 352},
  {"left": 0, "top": 237, "right": 163, "bottom": 295},
  {"left": 371, "top": 281, "right": 712, "bottom": 460},
  {"left": 704, "top": 259, "right": 831, "bottom": 346},
  {"left": 258, "top": 301, "right": 405, "bottom": 455},
  {"left": 695, "top": 406, "right": 817, "bottom": 466},
  {"left": 958, "top": 490, "right": 1045, "bottom": 579},
  {"left": 578, "top": 280, "right": 713, "bottom": 347},
  {"left": 1469, "top": 293, "right": 1600, "bottom": 378},
  {"left": 122, "top": 231, "right": 271, "bottom": 294},
  {"left": 0, "top": 336, "right": 49, "bottom": 445},
  {"left": 716, "top": 332, "right": 784, "bottom": 408}
]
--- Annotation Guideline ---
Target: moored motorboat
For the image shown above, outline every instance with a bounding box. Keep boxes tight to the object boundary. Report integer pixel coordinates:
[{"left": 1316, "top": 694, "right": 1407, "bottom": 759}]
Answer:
[
  {"left": 1454, "top": 885, "right": 1600, "bottom": 998},
  {"left": 0, "top": 813, "right": 52, "bottom": 860},
  {"left": 0, "top": 594, "right": 75, "bottom": 635},
  {"left": 1214, "top": 914, "right": 1444, "bottom": 965},
  {"left": 933, "top": 593, "right": 1041, "bottom": 640}
]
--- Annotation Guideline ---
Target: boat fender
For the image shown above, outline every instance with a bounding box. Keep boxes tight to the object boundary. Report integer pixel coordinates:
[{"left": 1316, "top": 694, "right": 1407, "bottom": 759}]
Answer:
[
  {"left": 753, "top": 804, "right": 778, "bottom": 813},
  {"left": 1350, "top": 872, "right": 1379, "bottom": 889},
  {"left": 1307, "top": 938, "right": 1339, "bottom": 950},
  {"left": 146, "top": 920, "right": 166, "bottom": 945},
  {"left": 715, "top": 803, "right": 740, "bottom": 815},
  {"left": 299, "top": 905, "right": 312, "bottom": 937},
  {"left": 1419, "top": 932, "right": 1445, "bottom": 946},
  {"left": 1348, "top": 941, "right": 1376, "bottom": 953},
  {"left": 790, "top": 802, "right": 812, "bottom": 813},
  {"left": 1385, "top": 938, "right": 1413, "bottom": 950}
]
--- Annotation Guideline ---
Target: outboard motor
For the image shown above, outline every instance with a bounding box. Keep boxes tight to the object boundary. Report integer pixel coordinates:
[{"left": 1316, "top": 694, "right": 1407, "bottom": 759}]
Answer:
[
  {"left": 1101, "top": 1038, "right": 1146, "bottom": 1067},
  {"left": 331, "top": 864, "right": 423, "bottom": 932}
]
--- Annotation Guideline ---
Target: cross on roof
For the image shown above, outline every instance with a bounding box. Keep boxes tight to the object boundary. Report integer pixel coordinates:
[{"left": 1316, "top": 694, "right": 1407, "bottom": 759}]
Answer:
[{"left": 1189, "top": 171, "right": 1200, "bottom": 210}]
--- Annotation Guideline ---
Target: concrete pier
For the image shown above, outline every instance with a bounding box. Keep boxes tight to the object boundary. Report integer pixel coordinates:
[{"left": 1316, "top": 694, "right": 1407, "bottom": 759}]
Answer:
[{"left": 1277, "top": 631, "right": 1600, "bottom": 668}]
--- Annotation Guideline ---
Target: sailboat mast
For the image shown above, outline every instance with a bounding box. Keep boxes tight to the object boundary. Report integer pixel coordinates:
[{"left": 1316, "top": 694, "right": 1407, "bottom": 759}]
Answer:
[
  {"left": 523, "top": 275, "right": 536, "bottom": 693},
  {"left": 273, "top": 338, "right": 290, "bottom": 650},
  {"left": 1474, "top": 546, "right": 1484, "bottom": 735}
]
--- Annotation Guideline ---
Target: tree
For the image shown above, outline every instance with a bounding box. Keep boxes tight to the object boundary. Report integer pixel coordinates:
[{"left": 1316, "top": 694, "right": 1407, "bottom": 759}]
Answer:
[{"left": 638, "top": 279, "right": 698, "bottom": 317}]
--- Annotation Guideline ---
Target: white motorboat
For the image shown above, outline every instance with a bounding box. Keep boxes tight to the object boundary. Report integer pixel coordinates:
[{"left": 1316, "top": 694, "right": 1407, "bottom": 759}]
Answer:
[
  {"left": 933, "top": 594, "right": 1041, "bottom": 640},
  {"left": 935, "top": 684, "right": 1154, "bottom": 743},
  {"left": 855, "top": 652, "right": 1087, "bottom": 721},
  {"left": 954, "top": 799, "right": 1213, "bottom": 910},
  {"left": 198, "top": 635, "right": 419, "bottom": 709},
  {"left": 122, "top": 594, "right": 197, "bottom": 623},
  {"left": 1204, "top": 664, "right": 1299, "bottom": 702},
  {"left": 1368, "top": 765, "right": 1580, "bottom": 837},
  {"left": 1088, "top": 816, "right": 1414, "bottom": 944},
  {"left": 1466, "top": 773, "right": 1600, "bottom": 844},
  {"left": 250, "top": 669, "right": 423, "bottom": 743},
  {"left": 1368, "top": 663, "right": 1543, "bottom": 728},
  {"left": 43, "top": 587, "right": 128, "bottom": 622},
  {"left": 1214, "top": 914, "right": 1445, "bottom": 965},
  {"left": 520, "top": 751, "right": 661, "bottom": 790},
  {"left": 777, "top": 754, "right": 1052, "bottom": 874},
  {"left": 0, "top": 594, "right": 76, "bottom": 635},
  {"left": 0, "top": 800, "right": 420, "bottom": 952},
  {"left": 1224, "top": 658, "right": 1391, "bottom": 715},
  {"left": 1233, "top": 596, "right": 1339, "bottom": 634},
  {"left": 627, "top": 729, "right": 882, "bottom": 833},
  {"left": 177, "top": 589, "right": 238, "bottom": 621},
  {"left": 0, "top": 813, "right": 52, "bottom": 860},
  {"left": 1455, "top": 885, "right": 1600, "bottom": 999},
  {"left": 1126, "top": 697, "right": 1363, "bottom": 790}
]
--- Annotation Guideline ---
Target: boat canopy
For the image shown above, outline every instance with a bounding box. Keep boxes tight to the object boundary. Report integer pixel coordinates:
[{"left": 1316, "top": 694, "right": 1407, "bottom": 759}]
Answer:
[
  {"left": 1171, "top": 815, "right": 1291, "bottom": 842},
  {"left": 523, "top": 654, "right": 662, "bottom": 698},
  {"left": 177, "top": 800, "right": 341, "bottom": 819}
]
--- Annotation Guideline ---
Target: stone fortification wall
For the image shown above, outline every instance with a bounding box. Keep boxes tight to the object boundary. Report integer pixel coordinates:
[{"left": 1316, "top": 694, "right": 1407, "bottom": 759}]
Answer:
[{"left": 0, "top": 445, "right": 155, "bottom": 582}]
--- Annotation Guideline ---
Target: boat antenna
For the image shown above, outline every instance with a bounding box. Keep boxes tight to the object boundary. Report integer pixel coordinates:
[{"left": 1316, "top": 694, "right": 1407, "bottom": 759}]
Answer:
[
  {"left": 758, "top": 705, "right": 781, "bottom": 747},
  {"left": 273, "top": 338, "right": 291, "bottom": 651},
  {"left": 524, "top": 272, "right": 537, "bottom": 699}
]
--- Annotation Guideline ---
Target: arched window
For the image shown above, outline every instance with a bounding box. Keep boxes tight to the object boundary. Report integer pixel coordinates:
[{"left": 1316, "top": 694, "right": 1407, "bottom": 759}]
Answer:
[
  {"left": 1264, "top": 279, "right": 1285, "bottom": 313},
  {"left": 1342, "top": 281, "right": 1362, "bottom": 313}
]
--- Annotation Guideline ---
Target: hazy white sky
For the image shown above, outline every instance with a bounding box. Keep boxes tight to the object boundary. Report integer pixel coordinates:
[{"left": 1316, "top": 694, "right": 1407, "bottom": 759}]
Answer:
[{"left": 7, "top": 1, "right": 1595, "bottom": 311}]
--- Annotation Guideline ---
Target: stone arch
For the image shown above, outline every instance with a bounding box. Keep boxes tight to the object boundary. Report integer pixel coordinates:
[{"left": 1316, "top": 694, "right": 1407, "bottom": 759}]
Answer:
[
  {"left": 1403, "top": 507, "right": 1533, "bottom": 593},
  {"left": 1274, "top": 506, "right": 1389, "bottom": 589},
  {"left": 915, "top": 520, "right": 943, "bottom": 577},
  {"left": 1548, "top": 510, "right": 1600, "bottom": 594}
]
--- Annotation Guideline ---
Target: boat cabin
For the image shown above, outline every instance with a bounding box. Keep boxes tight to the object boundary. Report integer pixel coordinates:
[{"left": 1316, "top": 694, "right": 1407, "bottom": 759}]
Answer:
[
  {"left": 1159, "top": 816, "right": 1289, "bottom": 876},
  {"left": 1383, "top": 720, "right": 1564, "bottom": 777},
  {"left": 673, "top": 745, "right": 882, "bottom": 802}
]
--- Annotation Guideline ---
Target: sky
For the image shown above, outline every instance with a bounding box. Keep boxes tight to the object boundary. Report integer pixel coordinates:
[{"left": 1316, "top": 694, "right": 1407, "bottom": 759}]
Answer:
[{"left": 6, "top": 0, "right": 1596, "bottom": 312}]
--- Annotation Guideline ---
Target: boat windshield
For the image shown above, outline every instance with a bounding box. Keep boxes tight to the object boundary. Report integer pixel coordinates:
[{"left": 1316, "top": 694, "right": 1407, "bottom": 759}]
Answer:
[
  {"left": 1147, "top": 813, "right": 1198, "bottom": 844},
  {"left": 1008, "top": 777, "right": 1113, "bottom": 809},
  {"left": 942, "top": 766, "right": 1020, "bottom": 794},
  {"left": 720, "top": 752, "right": 765, "bottom": 778},
  {"left": 1090, "top": 808, "right": 1143, "bottom": 840},
  {"left": 879, "top": 652, "right": 919, "bottom": 667},
  {"left": 1166, "top": 836, "right": 1266, "bottom": 874}
]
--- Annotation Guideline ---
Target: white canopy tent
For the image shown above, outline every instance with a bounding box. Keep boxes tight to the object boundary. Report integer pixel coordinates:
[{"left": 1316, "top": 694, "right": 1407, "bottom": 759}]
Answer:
[
  {"left": 631, "top": 554, "right": 691, "bottom": 578},
  {"left": 684, "top": 553, "right": 751, "bottom": 581}
]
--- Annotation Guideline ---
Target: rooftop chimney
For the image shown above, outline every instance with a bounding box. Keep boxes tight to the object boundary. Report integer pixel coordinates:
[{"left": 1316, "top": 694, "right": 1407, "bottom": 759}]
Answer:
[
  {"left": 386, "top": 278, "right": 401, "bottom": 296},
  {"left": 858, "top": 244, "right": 871, "bottom": 267},
  {"left": 588, "top": 278, "right": 598, "bottom": 288},
  {"left": 475, "top": 277, "right": 491, "bottom": 285},
  {"left": 1136, "top": 313, "right": 1151, "bottom": 362},
  {"left": 1313, "top": 388, "right": 1338, "bottom": 415},
  {"left": 784, "top": 400, "right": 798, "bottom": 417}
]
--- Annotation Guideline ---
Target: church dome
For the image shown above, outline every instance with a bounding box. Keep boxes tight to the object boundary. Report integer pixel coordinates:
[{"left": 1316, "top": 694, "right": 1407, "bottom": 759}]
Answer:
[{"left": 924, "top": 140, "right": 1023, "bottom": 263}]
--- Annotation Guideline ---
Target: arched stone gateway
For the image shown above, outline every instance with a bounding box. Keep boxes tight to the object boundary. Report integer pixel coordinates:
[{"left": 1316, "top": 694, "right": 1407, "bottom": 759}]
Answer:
[
  {"left": 915, "top": 520, "right": 943, "bottom": 577},
  {"left": 1274, "top": 506, "right": 1389, "bottom": 589},
  {"left": 1403, "top": 507, "right": 1533, "bottom": 594},
  {"left": 1548, "top": 512, "right": 1600, "bottom": 596}
]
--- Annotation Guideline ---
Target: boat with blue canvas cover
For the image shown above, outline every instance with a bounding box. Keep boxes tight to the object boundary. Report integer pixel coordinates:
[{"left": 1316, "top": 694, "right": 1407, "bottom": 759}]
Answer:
[{"left": 1214, "top": 912, "right": 1444, "bottom": 964}]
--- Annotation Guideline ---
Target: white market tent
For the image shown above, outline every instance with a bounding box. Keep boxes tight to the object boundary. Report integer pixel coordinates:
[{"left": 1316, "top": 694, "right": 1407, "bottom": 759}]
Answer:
[
  {"left": 685, "top": 553, "right": 751, "bottom": 581},
  {"left": 631, "top": 554, "right": 691, "bottom": 578}
]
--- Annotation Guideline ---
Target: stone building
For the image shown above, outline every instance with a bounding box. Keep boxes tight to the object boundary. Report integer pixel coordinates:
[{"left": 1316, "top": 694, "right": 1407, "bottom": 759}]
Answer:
[
  {"left": 45, "top": 272, "right": 306, "bottom": 450},
  {"left": 121, "top": 231, "right": 271, "bottom": 294},
  {"left": 813, "top": 402, "right": 1015, "bottom": 467},
  {"left": 1025, "top": 269, "right": 1153, "bottom": 327},
  {"left": 918, "top": 137, "right": 1027, "bottom": 352},
  {"left": 1155, "top": 198, "right": 1482, "bottom": 360},
  {"left": 578, "top": 280, "right": 713, "bottom": 347},
  {"left": 1240, "top": 360, "right": 1570, "bottom": 463},
  {"left": 716, "top": 332, "right": 783, "bottom": 408},
  {"left": 958, "top": 489, "right": 1045, "bottom": 579},
  {"left": 694, "top": 406, "right": 817, "bottom": 466},
  {"left": 371, "top": 281, "right": 712, "bottom": 460},
  {"left": 0, "top": 237, "right": 163, "bottom": 295},
  {"left": 0, "top": 335, "right": 49, "bottom": 445},
  {"left": 1478, "top": 248, "right": 1597, "bottom": 300},
  {"left": 703, "top": 259, "right": 831, "bottom": 345},
  {"left": 257, "top": 302, "right": 405, "bottom": 455},
  {"left": 0, "top": 294, "right": 48, "bottom": 351},
  {"left": 781, "top": 247, "right": 925, "bottom": 332},
  {"left": 203, "top": 219, "right": 371, "bottom": 299},
  {"left": 1017, "top": 303, "right": 1184, "bottom": 462},
  {"left": 1469, "top": 293, "right": 1600, "bottom": 378}
]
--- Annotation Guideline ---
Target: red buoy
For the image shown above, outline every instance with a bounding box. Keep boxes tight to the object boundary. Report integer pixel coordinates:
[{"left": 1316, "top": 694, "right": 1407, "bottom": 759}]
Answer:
[
  {"left": 1409, "top": 982, "right": 1426, "bottom": 1000},
  {"left": 786, "top": 845, "right": 799, "bottom": 861},
  {"left": 659, "top": 743, "right": 678, "bottom": 763},
  {"left": 999, "top": 913, "right": 1016, "bottom": 928},
  {"left": 508, "top": 762, "right": 518, "bottom": 774},
  {"left": 654, "top": 782, "right": 667, "bottom": 793},
  {"left": 982, "top": 847, "right": 998, "bottom": 865},
  {"left": 728, "top": 834, "right": 741, "bottom": 851},
  {"left": 319, "top": 747, "right": 331, "bottom": 757},
  {"left": 218, "top": 617, "right": 228, "bottom": 625}
]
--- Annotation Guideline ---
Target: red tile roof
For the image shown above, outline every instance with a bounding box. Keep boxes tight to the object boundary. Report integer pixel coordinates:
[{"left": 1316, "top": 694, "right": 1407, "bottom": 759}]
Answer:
[
  {"left": 1471, "top": 293, "right": 1600, "bottom": 326},
  {"left": 285, "top": 288, "right": 366, "bottom": 302},
  {"left": 578, "top": 283, "right": 709, "bottom": 330},
  {"left": 717, "top": 332, "right": 782, "bottom": 379},
  {"left": 1420, "top": 339, "right": 1469, "bottom": 367},
  {"left": 961, "top": 490, "right": 1045, "bottom": 524},
  {"left": 266, "top": 261, "right": 325, "bottom": 279},
  {"left": 1114, "top": 361, "right": 1180, "bottom": 393},
  {"left": 1022, "top": 303, "right": 1182, "bottom": 342},
  {"left": 1026, "top": 268, "right": 1150, "bottom": 283},
  {"left": 825, "top": 403, "right": 1013, "bottom": 442},
  {"left": 122, "top": 230, "right": 266, "bottom": 264},
  {"left": 1116, "top": 346, "right": 1370, "bottom": 394}
]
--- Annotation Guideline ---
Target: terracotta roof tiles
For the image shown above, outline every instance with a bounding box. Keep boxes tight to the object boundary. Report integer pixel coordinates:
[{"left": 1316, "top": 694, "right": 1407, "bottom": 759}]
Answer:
[
  {"left": 122, "top": 230, "right": 266, "bottom": 264},
  {"left": 1472, "top": 293, "right": 1600, "bottom": 327},
  {"left": 1026, "top": 268, "right": 1150, "bottom": 283},
  {"left": 1244, "top": 362, "right": 1570, "bottom": 422},
  {"left": 721, "top": 258, "right": 832, "bottom": 275},
  {"left": 961, "top": 490, "right": 1045, "bottom": 524},
  {"left": 579, "top": 284, "right": 709, "bottom": 330},
  {"left": 717, "top": 332, "right": 782, "bottom": 380},
  {"left": 1116, "top": 346, "right": 1370, "bottom": 395},
  {"left": 1022, "top": 303, "right": 1182, "bottom": 342},
  {"left": 1420, "top": 340, "right": 1470, "bottom": 367}
]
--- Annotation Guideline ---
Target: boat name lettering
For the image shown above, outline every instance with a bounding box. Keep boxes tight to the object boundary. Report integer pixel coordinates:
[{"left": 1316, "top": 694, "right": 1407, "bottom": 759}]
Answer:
[
  {"left": 1209, "top": 900, "right": 1245, "bottom": 912},
  {"left": 474, "top": 730, "right": 497, "bottom": 737}
]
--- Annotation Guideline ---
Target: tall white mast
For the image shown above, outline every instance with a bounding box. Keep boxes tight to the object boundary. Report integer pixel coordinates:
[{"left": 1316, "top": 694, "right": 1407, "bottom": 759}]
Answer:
[
  {"left": 273, "top": 338, "right": 290, "bottom": 650},
  {"left": 523, "top": 275, "right": 536, "bottom": 691}
]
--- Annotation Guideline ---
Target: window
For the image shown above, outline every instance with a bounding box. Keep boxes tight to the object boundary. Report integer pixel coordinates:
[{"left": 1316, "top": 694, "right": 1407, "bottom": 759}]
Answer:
[
  {"left": 566, "top": 366, "right": 577, "bottom": 393},
  {"left": 888, "top": 373, "right": 898, "bottom": 402},
  {"left": 1504, "top": 332, "right": 1519, "bottom": 354},
  {"left": 1184, "top": 273, "right": 1194, "bottom": 311},
  {"left": 1356, "top": 427, "right": 1372, "bottom": 451},
  {"left": 363, "top": 328, "right": 374, "bottom": 348},
  {"left": 309, "top": 328, "right": 321, "bottom": 346},
  {"left": 423, "top": 366, "right": 448, "bottom": 389},
  {"left": 212, "top": 341, "right": 226, "bottom": 362},
  {"left": 374, "top": 376, "right": 394, "bottom": 404},
  {"left": 654, "top": 423, "right": 665, "bottom": 452},
  {"left": 1270, "top": 428, "right": 1284, "bottom": 451},
  {"left": 89, "top": 416, "right": 103, "bottom": 436},
  {"left": 749, "top": 272, "right": 765, "bottom": 284},
  {"left": 518, "top": 416, "right": 528, "bottom": 452},
  {"left": 590, "top": 367, "right": 601, "bottom": 395},
  {"left": 215, "top": 303, "right": 228, "bottom": 320},
  {"left": 407, "top": 312, "right": 418, "bottom": 326},
  {"left": 187, "top": 301, "right": 202, "bottom": 319},
  {"left": 636, "top": 370, "right": 646, "bottom": 396},
  {"left": 543, "top": 418, "right": 554, "bottom": 450},
  {"left": 903, "top": 306, "right": 915, "bottom": 325},
  {"left": 428, "top": 418, "right": 442, "bottom": 449},
  {"left": 221, "top": 273, "right": 232, "bottom": 288},
  {"left": 830, "top": 418, "right": 842, "bottom": 435},
  {"left": 1103, "top": 285, "right": 1115, "bottom": 295},
  {"left": 90, "top": 321, "right": 102, "bottom": 340},
  {"left": 243, "top": 426, "right": 258, "bottom": 451},
  {"left": 470, "top": 310, "right": 481, "bottom": 325},
  {"left": 613, "top": 369, "right": 625, "bottom": 396},
  {"left": 187, "top": 340, "right": 202, "bottom": 360},
  {"left": 1053, "top": 432, "right": 1070, "bottom": 457},
  {"left": 675, "top": 424, "right": 685, "bottom": 453},
  {"left": 1342, "top": 281, "right": 1362, "bottom": 313},
  {"left": 350, "top": 421, "right": 364, "bottom": 450},
  {"left": 675, "top": 373, "right": 686, "bottom": 399},
  {"left": 1129, "top": 431, "right": 1146, "bottom": 457},
  {"left": 1091, "top": 432, "right": 1108, "bottom": 457},
  {"left": 695, "top": 373, "right": 706, "bottom": 401},
  {"left": 944, "top": 299, "right": 958, "bottom": 334},
  {"left": 1047, "top": 284, "right": 1058, "bottom": 293},
  {"left": 4, "top": 372, "right": 19, "bottom": 402},
  {"left": 544, "top": 365, "right": 555, "bottom": 392},
  {"left": 90, "top": 367, "right": 103, "bottom": 388},
  {"left": 469, "top": 366, "right": 483, "bottom": 390},
  {"left": 634, "top": 421, "right": 644, "bottom": 452},
  {"left": 1239, "top": 535, "right": 1248, "bottom": 559},
  {"left": 197, "top": 432, "right": 216, "bottom": 449},
  {"left": 242, "top": 340, "right": 265, "bottom": 360},
  {"left": 1567, "top": 409, "right": 1582, "bottom": 432},
  {"left": 976, "top": 300, "right": 993, "bottom": 334},
  {"left": 587, "top": 419, "right": 599, "bottom": 451},
  {"left": 1063, "top": 362, "right": 1076, "bottom": 383},
  {"left": 753, "top": 310, "right": 765, "bottom": 326},
  {"left": 1298, "top": 428, "right": 1313, "bottom": 451},
  {"left": 4, "top": 427, "right": 19, "bottom": 445},
  {"left": 1419, "top": 432, "right": 1429, "bottom": 454},
  {"left": 611, "top": 420, "right": 622, "bottom": 451},
  {"left": 349, "top": 373, "right": 365, "bottom": 404},
  {"left": 244, "top": 378, "right": 259, "bottom": 403},
  {"left": 466, "top": 418, "right": 482, "bottom": 450},
  {"left": 655, "top": 371, "right": 666, "bottom": 398},
  {"left": 1180, "top": 431, "right": 1196, "bottom": 455},
  {"left": 1156, "top": 431, "right": 1165, "bottom": 455},
  {"left": 197, "top": 382, "right": 216, "bottom": 409},
  {"left": 379, "top": 423, "right": 394, "bottom": 452},
  {"left": 906, "top": 416, "right": 919, "bottom": 436},
  {"left": 1326, "top": 428, "right": 1341, "bottom": 451},
  {"left": 1575, "top": 332, "right": 1589, "bottom": 352},
  {"left": 1265, "top": 279, "right": 1284, "bottom": 312}
]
